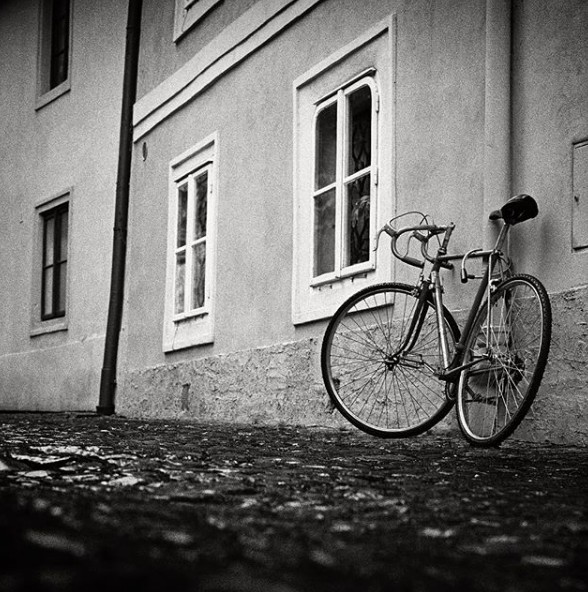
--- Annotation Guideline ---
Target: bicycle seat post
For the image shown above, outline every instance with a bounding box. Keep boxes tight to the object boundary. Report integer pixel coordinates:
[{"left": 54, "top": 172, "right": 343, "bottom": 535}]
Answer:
[{"left": 492, "top": 220, "right": 510, "bottom": 256}]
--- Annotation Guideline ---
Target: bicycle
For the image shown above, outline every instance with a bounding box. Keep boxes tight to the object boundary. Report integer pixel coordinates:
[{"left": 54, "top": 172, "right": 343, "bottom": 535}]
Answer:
[{"left": 321, "top": 194, "right": 552, "bottom": 447}]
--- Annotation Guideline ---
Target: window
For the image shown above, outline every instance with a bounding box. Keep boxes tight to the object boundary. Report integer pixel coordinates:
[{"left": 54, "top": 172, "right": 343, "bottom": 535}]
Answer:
[
  {"left": 31, "top": 190, "right": 72, "bottom": 336},
  {"left": 173, "top": 166, "right": 210, "bottom": 318},
  {"left": 313, "top": 78, "right": 377, "bottom": 282},
  {"left": 163, "top": 134, "right": 218, "bottom": 351},
  {"left": 37, "top": 0, "right": 72, "bottom": 108},
  {"left": 41, "top": 203, "right": 69, "bottom": 320},
  {"left": 292, "top": 18, "right": 395, "bottom": 325},
  {"left": 572, "top": 140, "right": 588, "bottom": 250},
  {"left": 174, "top": 0, "right": 222, "bottom": 41}
]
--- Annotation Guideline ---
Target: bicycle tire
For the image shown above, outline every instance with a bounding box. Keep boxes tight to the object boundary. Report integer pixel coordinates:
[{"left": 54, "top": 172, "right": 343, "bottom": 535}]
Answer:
[
  {"left": 456, "top": 274, "right": 551, "bottom": 447},
  {"left": 321, "top": 283, "right": 460, "bottom": 438}
]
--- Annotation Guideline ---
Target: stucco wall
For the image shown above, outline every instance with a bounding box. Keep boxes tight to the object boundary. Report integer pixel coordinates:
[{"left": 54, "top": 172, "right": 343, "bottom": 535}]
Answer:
[
  {"left": 117, "top": 0, "right": 588, "bottom": 442},
  {"left": 511, "top": 0, "right": 588, "bottom": 290},
  {"left": 0, "top": 0, "right": 126, "bottom": 410},
  {"left": 124, "top": 0, "right": 487, "bottom": 369}
]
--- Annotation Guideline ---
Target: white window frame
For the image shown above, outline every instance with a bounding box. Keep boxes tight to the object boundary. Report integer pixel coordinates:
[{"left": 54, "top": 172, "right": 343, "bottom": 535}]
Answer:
[
  {"left": 172, "top": 165, "right": 212, "bottom": 322},
  {"left": 36, "top": 0, "right": 73, "bottom": 110},
  {"left": 30, "top": 188, "right": 72, "bottom": 337},
  {"left": 311, "top": 75, "right": 379, "bottom": 287},
  {"left": 163, "top": 133, "right": 218, "bottom": 351},
  {"left": 292, "top": 17, "right": 396, "bottom": 326},
  {"left": 173, "top": 0, "right": 222, "bottom": 42}
]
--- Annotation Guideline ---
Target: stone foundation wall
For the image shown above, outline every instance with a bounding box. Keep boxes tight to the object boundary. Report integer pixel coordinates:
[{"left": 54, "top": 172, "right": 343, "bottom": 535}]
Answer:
[
  {"left": 119, "top": 285, "right": 588, "bottom": 445},
  {"left": 516, "top": 284, "right": 588, "bottom": 445},
  {"left": 119, "top": 338, "right": 348, "bottom": 429}
]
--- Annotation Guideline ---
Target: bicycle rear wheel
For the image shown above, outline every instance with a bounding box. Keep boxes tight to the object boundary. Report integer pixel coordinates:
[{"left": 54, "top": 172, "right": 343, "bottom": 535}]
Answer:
[
  {"left": 456, "top": 274, "right": 551, "bottom": 446},
  {"left": 321, "top": 283, "right": 459, "bottom": 438}
]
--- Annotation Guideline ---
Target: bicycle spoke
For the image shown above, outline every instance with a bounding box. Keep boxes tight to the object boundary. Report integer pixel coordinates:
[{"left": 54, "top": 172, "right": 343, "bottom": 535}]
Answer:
[
  {"left": 457, "top": 275, "right": 551, "bottom": 446},
  {"left": 322, "top": 284, "right": 458, "bottom": 437}
]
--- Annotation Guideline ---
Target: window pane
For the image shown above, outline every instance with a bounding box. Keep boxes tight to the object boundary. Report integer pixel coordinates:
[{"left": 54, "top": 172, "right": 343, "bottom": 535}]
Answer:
[
  {"left": 314, "top": 188, "right": 336, "bottom": 276},
  {"left": 41, "top": 204, "right": 68, "bottom": 319},
  {"left": 176, "top": 184, "right": 188, "bottom": 248},
  {"left": 50, "top": 0, "right": 69, "bottom": 89},
  {"left": 348, "top": 85, "right": 372, "bottom": 175},
  {"left": 59, "top": 209, "right": 68, "bottom": 261},
  {"left": 346, "top": 174, "right": 370, "bottom": 266},
  {"left": 174, "top": 251, "right": 186, "bottom": 314},
  {"left": 315, "top": 103, "right": 337, "bottom": 190},
  {"left": 44, "top": 215, "right": 55, "bottom": 266},
  {"left": 51, "top": 54, "right": 67, "bottom": 89},
  {"left": 43, "top": 268, "right": 54, "bottom": 318},
  {"left": 191, "top": 242, "right": 206, "bottom": 310},
  {"left": 194, "top": 171, "right": 208, "bottom": 241},
  {"left": 57, "top": 262, "right": 67, "bottom": 314}
]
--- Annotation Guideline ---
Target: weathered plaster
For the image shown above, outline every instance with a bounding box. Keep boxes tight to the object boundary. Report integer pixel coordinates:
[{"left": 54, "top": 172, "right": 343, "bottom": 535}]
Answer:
[
  {"left": 517, "top": 285, "right": 588, "bottom": 445},
  {"left": 120, "top": 285, "right": 588, "bottom": 445}
]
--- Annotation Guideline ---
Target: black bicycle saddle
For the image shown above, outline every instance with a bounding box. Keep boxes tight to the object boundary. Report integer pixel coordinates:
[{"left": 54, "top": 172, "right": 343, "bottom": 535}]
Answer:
[{"left": 489, "top": 194, "right": 538, "bottom": 225}]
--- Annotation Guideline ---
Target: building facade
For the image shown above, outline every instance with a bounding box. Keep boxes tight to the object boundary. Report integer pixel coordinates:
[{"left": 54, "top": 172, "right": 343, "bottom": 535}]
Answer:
[
  {"left": 0, "top": 0, "right": 127, "bottom": 411},
  {"left": 1, "top": 0, "right": 587, "bottom": 443}
]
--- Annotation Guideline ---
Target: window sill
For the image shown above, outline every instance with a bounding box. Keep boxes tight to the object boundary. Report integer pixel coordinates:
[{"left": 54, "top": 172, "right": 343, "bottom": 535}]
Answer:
[
  {"left": 35, "top": 80, "right": 71, "bottom": 111},
  {"left": 310, "top": 264, "right": 374, "bottom": 288},
  {"left": 163, "top": 315, "right": 214, "bottom": 352},
  {"left": 30, "top": 319, "right": 68, "bottom": 338}
]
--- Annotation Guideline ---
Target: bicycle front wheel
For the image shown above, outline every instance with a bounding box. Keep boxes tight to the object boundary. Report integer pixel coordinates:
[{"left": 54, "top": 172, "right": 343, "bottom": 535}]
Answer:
[
  {"left": 321, "top": 283, "right": 459, "bottom": 438},
  {"left": 456, "top": 274, "right": 551, "bottom": 446}
]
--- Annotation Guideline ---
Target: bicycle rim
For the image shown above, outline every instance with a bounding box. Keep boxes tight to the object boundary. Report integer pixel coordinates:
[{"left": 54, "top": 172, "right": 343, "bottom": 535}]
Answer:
[
  {"left": 321, "top": 283, "right": 458, "bottom": 438},
  {"left": 457, "top": 274, "right": 551, "bottom": 446}
]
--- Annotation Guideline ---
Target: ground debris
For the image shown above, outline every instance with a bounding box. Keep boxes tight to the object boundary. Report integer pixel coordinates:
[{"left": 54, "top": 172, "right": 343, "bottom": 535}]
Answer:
[{"left": 0, "top": 414, "right": 586, "bottom": 592}]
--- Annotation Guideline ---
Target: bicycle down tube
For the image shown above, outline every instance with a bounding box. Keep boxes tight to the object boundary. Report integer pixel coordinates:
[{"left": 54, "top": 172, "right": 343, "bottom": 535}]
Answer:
[{"left": 435, "top": 222, "right": 511, "bottom": 382}]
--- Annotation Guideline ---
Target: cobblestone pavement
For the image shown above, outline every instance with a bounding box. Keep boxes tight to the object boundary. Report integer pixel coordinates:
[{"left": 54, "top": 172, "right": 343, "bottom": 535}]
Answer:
[{"left": 0, "top": 413, "right": 586, "bottom": 592}]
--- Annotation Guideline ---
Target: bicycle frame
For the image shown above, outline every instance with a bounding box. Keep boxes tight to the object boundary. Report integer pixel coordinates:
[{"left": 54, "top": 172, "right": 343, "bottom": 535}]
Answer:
[
  {"left": 322, "top": 194, "right": 547, "bottom": 443},
  {"left": 440, "top": 223, "right": 512, "bottom": 381},
  {"left": 393, "top": 221, "right": 512, "bottom": 383}
]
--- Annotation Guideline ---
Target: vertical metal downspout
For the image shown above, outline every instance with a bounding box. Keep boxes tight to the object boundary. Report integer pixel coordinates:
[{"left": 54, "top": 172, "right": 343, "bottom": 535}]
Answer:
[
  {"left": 484, "top": 0, "right": 512, "bottom": 248},
  {"left": 97, "top": 0, "right": 143, "bottom": 415}
]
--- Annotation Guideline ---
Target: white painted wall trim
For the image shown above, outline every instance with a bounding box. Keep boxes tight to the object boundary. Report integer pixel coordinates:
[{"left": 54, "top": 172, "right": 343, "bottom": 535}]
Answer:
[
  {"left": 291, "top": 16, "right": 396, "bottom": 325},
  {"left": 133, "top": 0, "right": 324, "bottom": 141},
  {"left": 30, "top": 187, "right": 73, "bottom": 337},
  {"left": 162, "top": 132, "right": 219, "bottom": 352}
]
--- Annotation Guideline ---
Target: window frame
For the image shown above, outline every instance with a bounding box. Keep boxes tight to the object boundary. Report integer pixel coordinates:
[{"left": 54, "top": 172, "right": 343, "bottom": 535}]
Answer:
[
  {"left": 173, "top": 0, "right": 222, "bottom": 42},
  {"left": 163, "top": 133, "right": 218, "bottom": 352},
  {"left": 36, "top": 0, "right": 73, "bottom": 110},
  {"left": 172, "top": 163, "right": 212, "bottom": 322},
  {"left": 291, "top": 17, "right": 395, "bottom": 326},
  {"left": 31, "top": 189, "right": 72, "bottom": 337},
  {"left": 40, "top": 201, "right": 69, "bottom": 321},
  {"left": 311, "top": 75, "right": 379, "bottom": 287}
]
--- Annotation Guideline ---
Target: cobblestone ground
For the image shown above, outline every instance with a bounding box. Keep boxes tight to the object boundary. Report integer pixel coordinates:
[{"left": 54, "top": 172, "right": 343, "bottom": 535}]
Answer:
[{"left": 0, "top": 413, "right": 586, "bottom": 592}]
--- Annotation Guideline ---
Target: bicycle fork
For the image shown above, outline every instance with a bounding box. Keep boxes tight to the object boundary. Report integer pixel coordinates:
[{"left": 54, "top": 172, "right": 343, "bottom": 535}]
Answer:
[{"left": 385, "top": 280, "right": 434, "bottom": 370}]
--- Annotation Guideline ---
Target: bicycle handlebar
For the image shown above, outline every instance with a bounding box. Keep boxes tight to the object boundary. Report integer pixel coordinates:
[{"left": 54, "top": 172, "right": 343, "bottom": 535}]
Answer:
[{"left": 375, "top": 221, "right": 455, "bottom": 270}]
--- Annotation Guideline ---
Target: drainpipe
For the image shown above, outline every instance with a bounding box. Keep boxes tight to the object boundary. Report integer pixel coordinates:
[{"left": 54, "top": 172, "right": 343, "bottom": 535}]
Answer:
[
  {"left": 483, "top": 0, "right": 512, "bottom": 248},
  {"left": 97, "top": 0, "right": 142, "bottom": 415}
]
